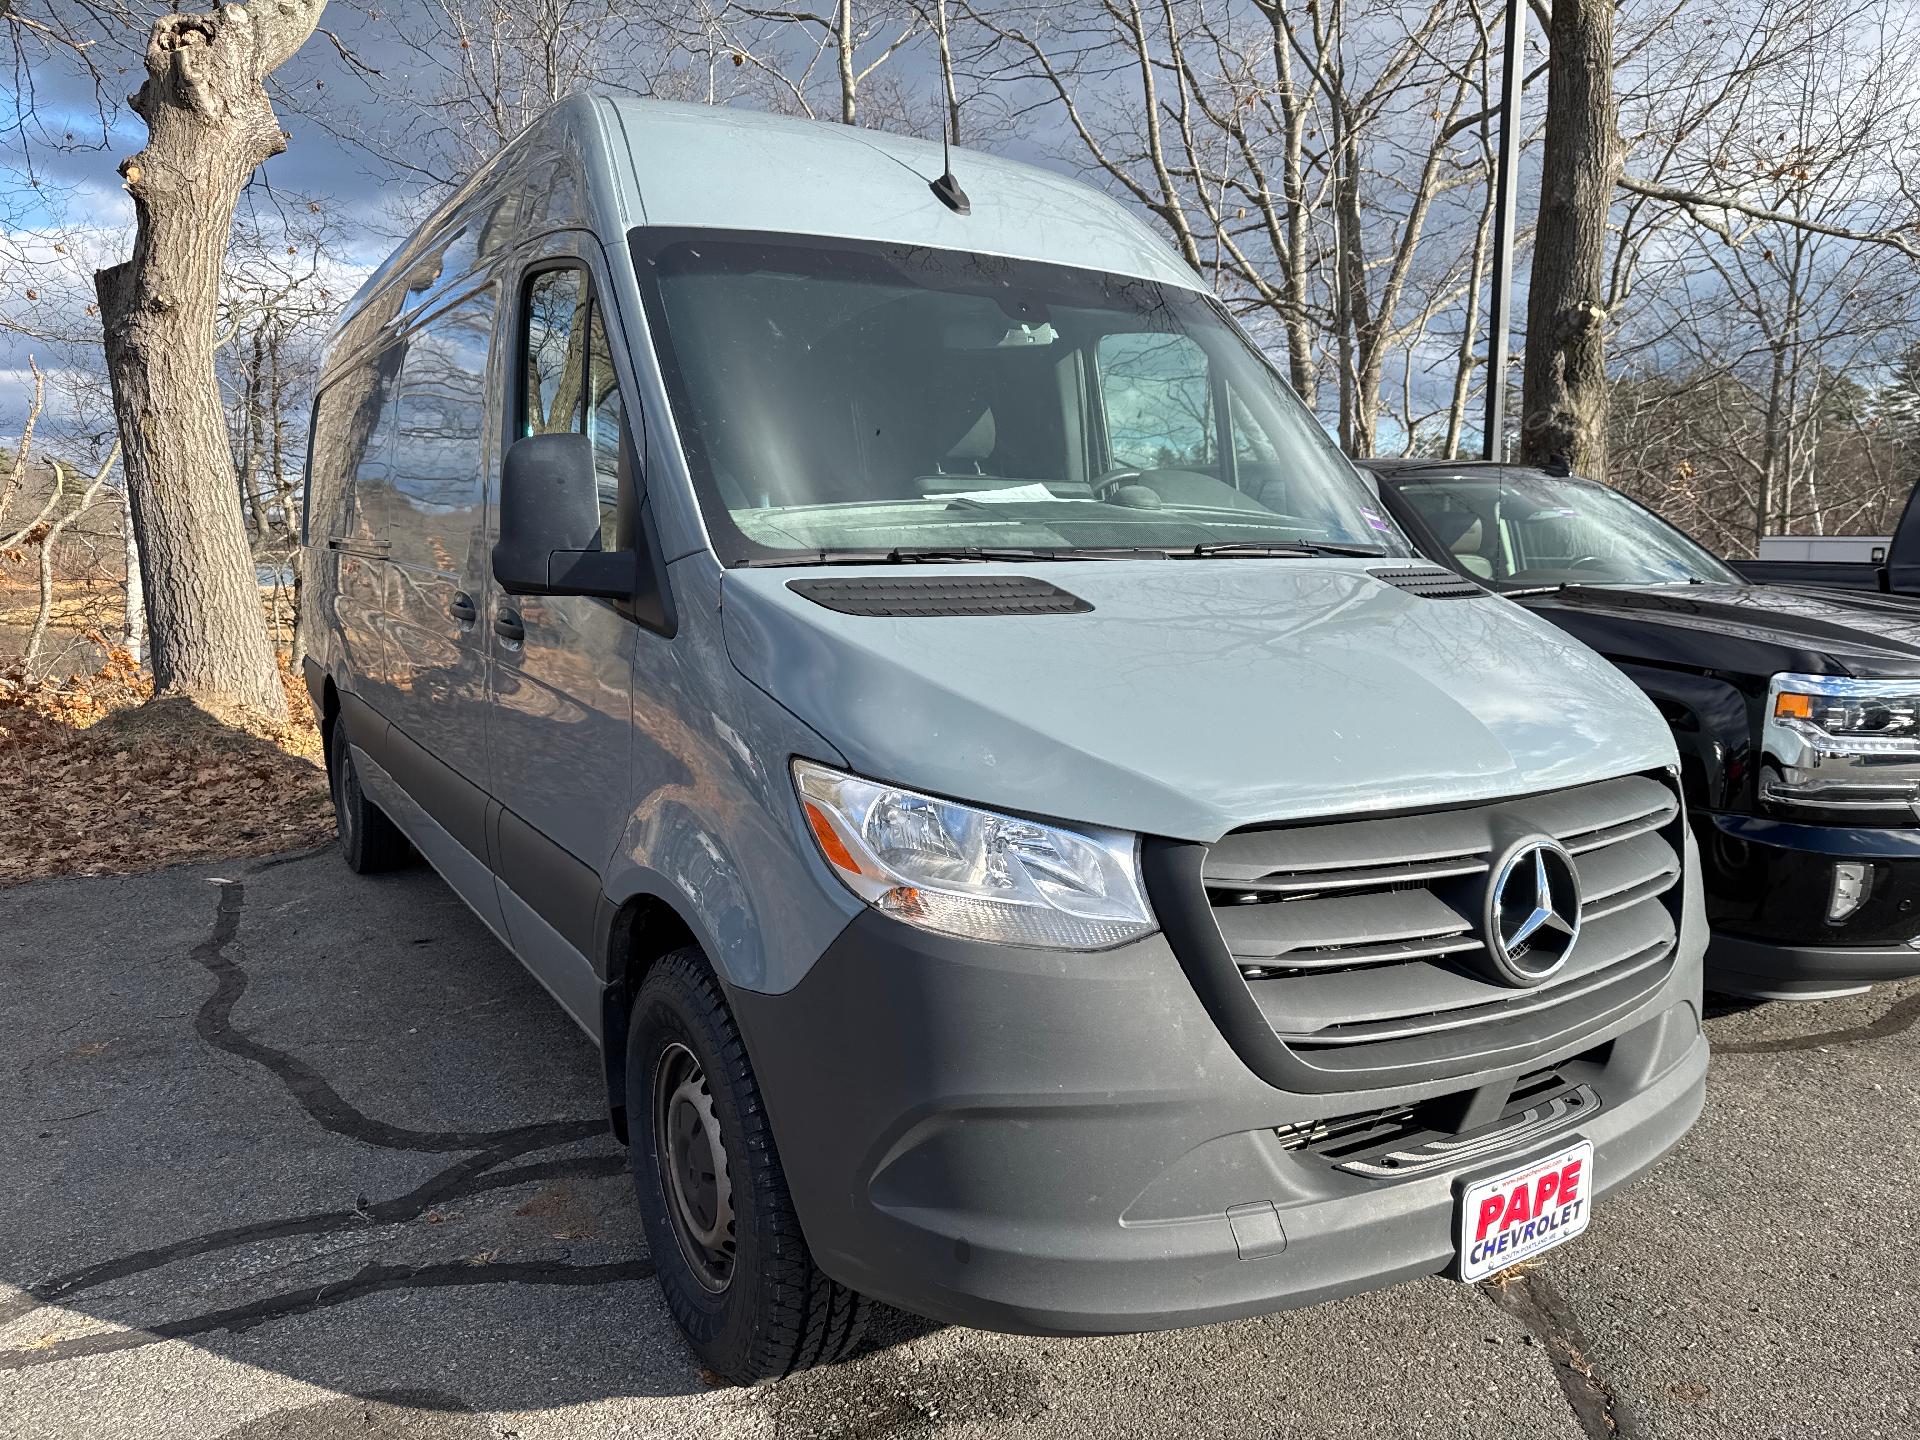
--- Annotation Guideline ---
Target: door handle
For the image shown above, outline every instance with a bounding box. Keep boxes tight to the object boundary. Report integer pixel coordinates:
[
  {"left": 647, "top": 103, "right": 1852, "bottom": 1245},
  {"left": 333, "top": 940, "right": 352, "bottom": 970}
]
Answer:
[
  {"left": 449, "top": 592, "right": 477, "bottom": 626},
  {"left": 494, "top": 608, "right": 525, "bottom": 646}
]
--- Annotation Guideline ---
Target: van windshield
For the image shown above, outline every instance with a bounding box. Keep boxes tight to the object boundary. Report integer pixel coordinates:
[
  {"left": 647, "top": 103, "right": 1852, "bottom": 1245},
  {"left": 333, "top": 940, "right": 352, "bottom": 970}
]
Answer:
[
  {"left": 630, "top": 231, "right": 1406, "bottom": 564},
  {"left": 1383, "top": 471, "right": 1745, "bottom": 589}
]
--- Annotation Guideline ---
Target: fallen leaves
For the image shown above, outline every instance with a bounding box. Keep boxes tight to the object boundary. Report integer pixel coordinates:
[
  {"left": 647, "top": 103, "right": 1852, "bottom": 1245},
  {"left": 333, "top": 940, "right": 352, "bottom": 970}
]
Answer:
[{"left": 0, "top": 650, "right": 333, "bottom": 887}]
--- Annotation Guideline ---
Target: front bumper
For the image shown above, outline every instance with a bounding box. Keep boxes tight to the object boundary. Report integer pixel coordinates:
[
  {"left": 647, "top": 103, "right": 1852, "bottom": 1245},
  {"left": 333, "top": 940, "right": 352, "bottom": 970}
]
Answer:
[
  {"left": 1702, "top": 813, "right": 1920, "bottom": 997},
  {"left": 729, "top": 910, "right": 1706, "bottom": 1336}
]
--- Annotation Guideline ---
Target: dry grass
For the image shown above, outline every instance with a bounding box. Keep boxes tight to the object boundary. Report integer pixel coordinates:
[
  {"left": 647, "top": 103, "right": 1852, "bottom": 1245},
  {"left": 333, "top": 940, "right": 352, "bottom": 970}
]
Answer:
[{"left": 0, "top": 649, "right": 334, "bottom": 887}]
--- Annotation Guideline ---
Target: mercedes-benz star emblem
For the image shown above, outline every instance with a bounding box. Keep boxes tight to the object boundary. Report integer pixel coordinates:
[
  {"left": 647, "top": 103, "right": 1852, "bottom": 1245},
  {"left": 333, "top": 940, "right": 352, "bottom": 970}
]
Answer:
[{"left": 1481, "top": 837, "right": 1582, "bottom": 987}]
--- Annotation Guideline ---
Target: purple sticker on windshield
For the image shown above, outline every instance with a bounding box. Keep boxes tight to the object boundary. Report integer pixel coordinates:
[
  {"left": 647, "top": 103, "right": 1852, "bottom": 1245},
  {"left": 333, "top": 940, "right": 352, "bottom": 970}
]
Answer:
[{"left": 1360, "top": 507, "right": 1393, "bottom": 533}]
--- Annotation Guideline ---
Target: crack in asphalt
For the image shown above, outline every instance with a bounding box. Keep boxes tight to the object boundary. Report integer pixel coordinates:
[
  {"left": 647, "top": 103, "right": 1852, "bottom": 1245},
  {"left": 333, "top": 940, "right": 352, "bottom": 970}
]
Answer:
[
  {"left": 0, "top": 1150, "right": 628, "bottom": 1328},
  {"left": 1482, "top": 1269, "right": 1642, "bottom": 1440},
  {"left": 1714, "top": 989, "right": 1920, "bottom": 1054},
  {"left": 0, "top": 1258, "right": 655, "bottom": 1372},
  {"left": 0, "top": 871, "right": 650, "bottom": 1368},
  {"left": 245, "top": 843, "right": 341, "bottom": 874},
  {"left": 193, "top": 881, "right": 605, "bottom": 1154}
]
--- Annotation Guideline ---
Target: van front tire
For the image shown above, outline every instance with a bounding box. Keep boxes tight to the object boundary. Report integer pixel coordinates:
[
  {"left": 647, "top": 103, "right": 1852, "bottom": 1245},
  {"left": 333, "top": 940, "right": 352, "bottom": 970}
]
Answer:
[
  {"left": 627, "top": 947, "right": 869, "bottom": 1383},
  {"left": 328, "top": 719, "right": 411, "bottom": 874}
]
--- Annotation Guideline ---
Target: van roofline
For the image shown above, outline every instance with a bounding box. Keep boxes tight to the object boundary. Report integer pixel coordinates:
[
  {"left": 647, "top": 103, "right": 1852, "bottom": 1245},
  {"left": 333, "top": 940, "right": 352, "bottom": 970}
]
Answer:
[{"left": 330, "top": 94, "right": 1204, "bottom": 352}]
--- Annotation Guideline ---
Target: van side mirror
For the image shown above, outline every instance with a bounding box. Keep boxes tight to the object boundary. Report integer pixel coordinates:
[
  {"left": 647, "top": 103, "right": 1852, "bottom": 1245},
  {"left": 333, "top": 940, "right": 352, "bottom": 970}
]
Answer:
[{"left": 493, "top": 432, "right": 636, "bottom": 599}]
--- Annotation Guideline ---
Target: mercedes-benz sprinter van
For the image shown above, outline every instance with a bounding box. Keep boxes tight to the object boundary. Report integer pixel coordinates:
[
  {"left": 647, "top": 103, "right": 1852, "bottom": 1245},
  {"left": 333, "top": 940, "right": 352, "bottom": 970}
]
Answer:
[{"left": 301, "top": 96, "right": 1708, "bottom": 1383}]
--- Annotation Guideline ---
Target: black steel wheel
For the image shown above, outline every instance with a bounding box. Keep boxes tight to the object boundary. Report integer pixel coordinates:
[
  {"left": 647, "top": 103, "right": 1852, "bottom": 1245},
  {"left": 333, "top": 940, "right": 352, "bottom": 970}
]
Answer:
[
  {"left": 653, "top": 1039, "right": 736, "bottom": 1293},
  {"left": 328, "top": 716, "right": 411, "bottom": 874},
  {"left": 627, "top": 946, "right": 869, "bottom": 1383}
]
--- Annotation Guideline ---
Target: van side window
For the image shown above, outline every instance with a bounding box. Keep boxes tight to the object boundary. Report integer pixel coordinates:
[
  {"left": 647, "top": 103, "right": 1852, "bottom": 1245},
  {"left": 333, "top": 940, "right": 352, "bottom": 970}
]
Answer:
[
  {"left": 308, "top": 343, "right": 405, "bottom": 548},
  {"left": 304, "top": 385, "right": 354, "bottom": 545},
  {"left": 1096, "top": 332, "right": 1214, "bottom": 472},
  {"left": 521, "top": 264, "right": 625, "bottom": 549},
  {"left": 389, "top": 287, "right": 494, "bottom": 572}
]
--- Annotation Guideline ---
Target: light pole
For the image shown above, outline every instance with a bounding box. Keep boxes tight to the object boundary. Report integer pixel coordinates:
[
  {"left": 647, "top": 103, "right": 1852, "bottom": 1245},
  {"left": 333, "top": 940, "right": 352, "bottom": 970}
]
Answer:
[{"left": 1481, "top": 0, "right": 1527, "bottom": 461}]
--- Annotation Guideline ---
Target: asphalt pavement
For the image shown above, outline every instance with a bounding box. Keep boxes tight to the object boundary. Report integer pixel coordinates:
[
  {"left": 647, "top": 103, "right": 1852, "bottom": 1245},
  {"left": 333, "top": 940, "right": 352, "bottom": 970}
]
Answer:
[{"left": 1, "top": 847, "right": 1914, "bottom": 1439}]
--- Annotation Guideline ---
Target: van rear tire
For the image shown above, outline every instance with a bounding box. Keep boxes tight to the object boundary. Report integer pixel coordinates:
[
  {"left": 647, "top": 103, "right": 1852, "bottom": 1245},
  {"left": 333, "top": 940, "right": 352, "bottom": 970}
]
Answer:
[
  {"left": 627, "top": 946, "right": 869, "bottom": 1384},
  {"left": 328, "top": 719, "right": 411, "bottom": 874}
]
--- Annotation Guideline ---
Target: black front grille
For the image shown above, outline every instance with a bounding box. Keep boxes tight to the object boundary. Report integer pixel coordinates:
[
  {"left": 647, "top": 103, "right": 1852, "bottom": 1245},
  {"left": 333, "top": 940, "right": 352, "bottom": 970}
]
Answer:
[
  {"left": 1144, "top": 772, "right": 1685, "bottom": 1093},
  {"left": 1276, "top": 1056, "right": 1606, "bottom": 1179}
]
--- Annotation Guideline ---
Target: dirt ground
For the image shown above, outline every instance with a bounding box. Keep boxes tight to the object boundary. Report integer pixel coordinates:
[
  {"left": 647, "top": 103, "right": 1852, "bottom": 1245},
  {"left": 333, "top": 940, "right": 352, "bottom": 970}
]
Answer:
[{"left": 0, "top": 647, "right": 332, "bottom": 887}]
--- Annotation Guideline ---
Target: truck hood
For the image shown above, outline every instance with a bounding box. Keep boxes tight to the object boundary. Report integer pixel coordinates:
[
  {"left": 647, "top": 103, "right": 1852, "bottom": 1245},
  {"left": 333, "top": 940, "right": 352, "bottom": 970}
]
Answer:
[
  {"left": 721, "top": 561, "right": 1676, "bottom": 841},
  {"left": 1516, "top": 582, "right": 1920, "bottom": 683}
]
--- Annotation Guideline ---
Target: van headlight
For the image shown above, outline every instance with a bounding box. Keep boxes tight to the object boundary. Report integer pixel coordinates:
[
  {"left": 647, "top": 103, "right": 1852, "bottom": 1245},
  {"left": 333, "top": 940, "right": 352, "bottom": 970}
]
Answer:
[
  {"left": 792, "top": 759, "right": 1156, "bottom": 949},
  {"left": 1762, "top": 672, "right": 1920, "bottom": 815}
]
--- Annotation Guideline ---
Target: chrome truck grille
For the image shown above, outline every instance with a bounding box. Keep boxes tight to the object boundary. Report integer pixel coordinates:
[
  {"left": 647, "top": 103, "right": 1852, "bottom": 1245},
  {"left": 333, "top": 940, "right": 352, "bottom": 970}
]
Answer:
[{"left": 1142, "top": 773, "right": 1685, "bottom": 1094}]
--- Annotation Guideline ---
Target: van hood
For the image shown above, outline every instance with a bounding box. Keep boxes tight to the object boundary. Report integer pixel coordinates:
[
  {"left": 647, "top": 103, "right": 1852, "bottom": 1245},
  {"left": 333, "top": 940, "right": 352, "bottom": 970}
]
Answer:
[
  {"left": 1516, "top": 582, "right": 1920, "bottom": 683},
  {"left": 721, "top": 562, "right": 1676, "bottom": 842}
]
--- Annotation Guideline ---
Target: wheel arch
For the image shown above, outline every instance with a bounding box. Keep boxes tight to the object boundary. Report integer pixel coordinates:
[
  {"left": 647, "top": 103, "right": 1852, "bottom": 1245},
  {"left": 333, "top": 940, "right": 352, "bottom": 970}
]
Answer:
[{"left": 598, "top": 887, "right": 702, "bottom": 1144}]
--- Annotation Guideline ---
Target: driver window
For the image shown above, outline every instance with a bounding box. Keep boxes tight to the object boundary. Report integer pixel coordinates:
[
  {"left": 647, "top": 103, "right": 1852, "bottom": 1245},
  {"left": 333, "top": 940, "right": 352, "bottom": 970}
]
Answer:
[
  {"left": 1096, "top": 332, "right": 1214, "bottom": 471},
  {"left": 520, "top": 264, "right": 626, "bottom": 549}
]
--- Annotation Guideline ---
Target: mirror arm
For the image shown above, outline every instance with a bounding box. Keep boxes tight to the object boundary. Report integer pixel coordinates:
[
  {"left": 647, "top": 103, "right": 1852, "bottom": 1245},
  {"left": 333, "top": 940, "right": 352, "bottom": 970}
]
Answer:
[
  {"left": 496, "top": 547, "right": 637, "bottom": 599},
  {"left": 547, "top": 548, "right": 637, "bottom": 599}
]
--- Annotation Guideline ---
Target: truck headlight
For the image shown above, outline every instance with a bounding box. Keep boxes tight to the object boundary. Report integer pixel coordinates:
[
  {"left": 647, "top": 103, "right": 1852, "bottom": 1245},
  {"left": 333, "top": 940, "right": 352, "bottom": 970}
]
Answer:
[
  {"left": 1762, "top": 672, "right": 1920, "bottom": 815},
  {"left": 792, "top": 759, "right": 1156, "bottom": 950}
]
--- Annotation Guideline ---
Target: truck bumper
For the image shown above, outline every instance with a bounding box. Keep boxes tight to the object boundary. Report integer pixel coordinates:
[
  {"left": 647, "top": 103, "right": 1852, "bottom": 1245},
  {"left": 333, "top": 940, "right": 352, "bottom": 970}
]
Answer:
[
  {"left": 1706, "top": 933, "right": 1920, "bottom": 1000},
  {"left": 1702, "top": 813, "right": 1920, "bottom": 998},
  {"left": 728, "top": 911, "right": 1706, "bottom": 1336}
]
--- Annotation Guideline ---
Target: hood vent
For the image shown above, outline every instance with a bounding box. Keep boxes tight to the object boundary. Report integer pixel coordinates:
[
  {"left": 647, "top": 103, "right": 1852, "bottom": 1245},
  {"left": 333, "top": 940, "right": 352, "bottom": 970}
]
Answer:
[
  {"left": 1367, "top": 565, "right": 1486, "bottom": 599},
  {"left": 789, "top": 576, "right": 1093, "bottom": 617}
]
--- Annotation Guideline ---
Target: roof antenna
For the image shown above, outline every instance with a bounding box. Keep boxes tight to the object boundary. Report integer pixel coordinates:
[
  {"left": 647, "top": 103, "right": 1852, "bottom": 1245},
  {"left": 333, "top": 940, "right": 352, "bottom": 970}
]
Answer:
[{"left": 929, "top": 0, "right": 970, "bottom": 214}]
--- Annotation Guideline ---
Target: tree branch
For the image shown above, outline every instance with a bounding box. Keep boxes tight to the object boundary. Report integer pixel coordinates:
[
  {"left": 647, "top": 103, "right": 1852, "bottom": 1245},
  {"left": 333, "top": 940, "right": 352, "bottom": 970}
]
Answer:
[{"left": 1617, "top": 171, "right": 1920, "bottom": 259}]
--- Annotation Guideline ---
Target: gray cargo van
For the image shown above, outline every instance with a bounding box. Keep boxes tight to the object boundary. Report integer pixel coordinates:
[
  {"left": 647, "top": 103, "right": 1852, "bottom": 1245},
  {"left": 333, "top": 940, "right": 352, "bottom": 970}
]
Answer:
[{"left": 301, "top": 96, "right": 1709, "bottom": 1382}]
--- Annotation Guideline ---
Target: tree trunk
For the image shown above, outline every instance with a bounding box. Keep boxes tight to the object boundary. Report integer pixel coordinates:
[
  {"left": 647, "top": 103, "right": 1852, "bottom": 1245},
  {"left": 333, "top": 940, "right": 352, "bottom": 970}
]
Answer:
[
  {"left": 241, "top": 327, "right": 272, "bottom": 537},
  {"left": 1446, "top": 180, "right": 1495, "bottom": 459},
  {"left": 122, "top": 485, "right": 146, "bottom": 668},
  {"left": 836, "top": 0, "right": 857, "bottom": 124},
  {"left": 1519, "top": 0, "right": 1616, "bottom": 477},
  {"left": 93, "top": 1, "right": 324, "bottom": 719},
  {"left": 1331, "top": 143, "right": 1367, "bottom": 452}
]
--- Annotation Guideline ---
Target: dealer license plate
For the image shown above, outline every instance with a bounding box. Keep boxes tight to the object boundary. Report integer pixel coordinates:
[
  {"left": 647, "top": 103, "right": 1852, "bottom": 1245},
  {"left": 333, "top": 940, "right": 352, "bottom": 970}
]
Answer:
[{"left": 1457, "top": 1138, "right": 1593, "bottom": 1283}]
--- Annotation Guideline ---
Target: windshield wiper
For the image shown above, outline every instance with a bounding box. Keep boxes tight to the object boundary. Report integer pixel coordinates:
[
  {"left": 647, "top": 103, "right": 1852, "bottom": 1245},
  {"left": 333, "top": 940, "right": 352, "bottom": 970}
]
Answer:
[
  {"left": 735, "top": 545, "right": 1148, "bottom": 568},
  {"left": 1176, "top": 540, "right": 1389, "bottom": 559},
  {"left": 735, "top": 548, "right": 896, "bottom": 568},
  {"left": 882, "top": 546, "right": 1141, "bottom": 563}
]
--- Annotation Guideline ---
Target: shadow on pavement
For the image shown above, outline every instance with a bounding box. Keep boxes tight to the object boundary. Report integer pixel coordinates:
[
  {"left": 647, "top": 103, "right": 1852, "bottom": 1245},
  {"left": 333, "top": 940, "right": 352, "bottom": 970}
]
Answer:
[{"left": 0, "top": 847, "right": 938, "bottom": 1412}]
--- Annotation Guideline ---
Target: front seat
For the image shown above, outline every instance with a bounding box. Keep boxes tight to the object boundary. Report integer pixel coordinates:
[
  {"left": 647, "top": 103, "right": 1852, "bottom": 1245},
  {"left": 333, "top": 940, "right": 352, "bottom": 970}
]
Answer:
[
  {"left": 1424, "top": 508, "right": 1495, "bottom": 580},
  {"left": 938, "top": 408, "right": 995, "bottom": 475}
]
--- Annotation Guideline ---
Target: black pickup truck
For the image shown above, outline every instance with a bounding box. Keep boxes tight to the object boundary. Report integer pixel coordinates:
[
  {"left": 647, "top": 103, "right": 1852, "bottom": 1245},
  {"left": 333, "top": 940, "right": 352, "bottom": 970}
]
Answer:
[
  {"left": 1729, "top": 485, "right": 1920, "bottom": 592},
  {"left": 1359, "top": 456, "right": 1920, "bottom": 1001}
]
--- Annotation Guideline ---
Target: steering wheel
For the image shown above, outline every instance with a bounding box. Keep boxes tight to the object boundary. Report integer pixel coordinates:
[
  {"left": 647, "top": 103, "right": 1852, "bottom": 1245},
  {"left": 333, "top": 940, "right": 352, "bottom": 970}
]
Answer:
[
  {"left": 1091, "top": 466, "right": 1145, "bottom": 500},
  {"left": 1565, "top": 555, "right": 1612, "bottom": 571}
]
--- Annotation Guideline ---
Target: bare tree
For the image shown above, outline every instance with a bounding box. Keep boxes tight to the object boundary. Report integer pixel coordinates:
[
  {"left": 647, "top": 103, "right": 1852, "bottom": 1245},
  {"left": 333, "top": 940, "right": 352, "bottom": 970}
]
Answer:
[
  {"left": 959, "top": 0, "right": 1512, "bottom": 454},
  {"left": 1520, "top": 0, "right": 1920, "bottom": 480},
  {"left": 1556, "top": 0, "right": 1915, "bottom": 546},
  {"left": 634, "top": 0, "right": 932, "bottom": 130},
  {"left": 357, "top": 0, "right": 659, "bottom": 193},
  {"left": 94, "top": 0, "right": 331, "bottom": 717},
  {"left": 1518, "top": 0, "right": 1615, "bottom": 474},
  {"left": 0, "top": 363, "right": 123, "bottom": 677}
]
